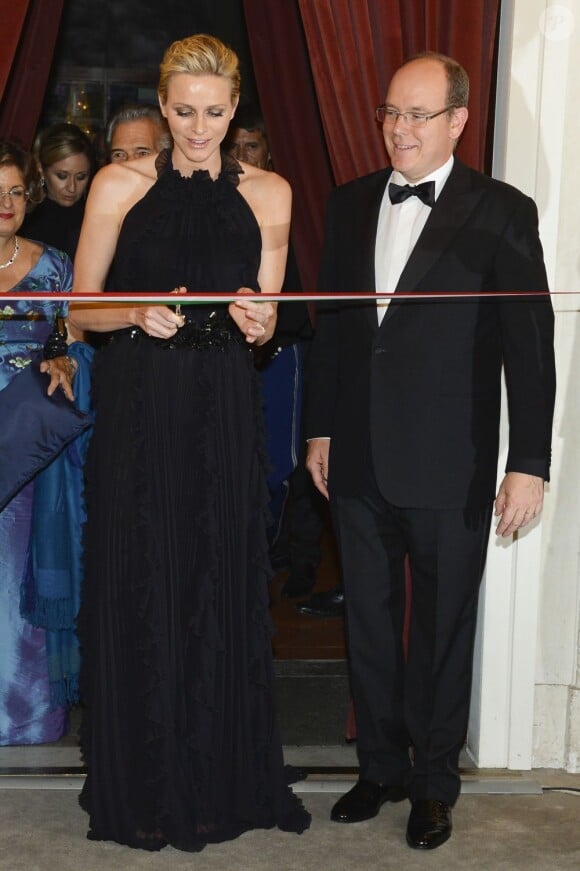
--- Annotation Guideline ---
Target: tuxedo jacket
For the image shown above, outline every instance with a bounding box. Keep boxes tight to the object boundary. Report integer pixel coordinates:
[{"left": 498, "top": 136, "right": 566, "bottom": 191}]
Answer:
[{"left": 307, "top": 159, "right": 556, "bottom": 509}]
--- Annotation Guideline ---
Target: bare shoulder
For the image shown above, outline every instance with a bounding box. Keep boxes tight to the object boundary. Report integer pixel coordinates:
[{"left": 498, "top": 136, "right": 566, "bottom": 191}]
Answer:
[
  {"left": 20, "top": 237, "right": 43, "bottom": 258},
  {"left": 87, "top": 155, "right": 158, "bottom": 218},
  {"left": 19, "top": 238, "right": 44, "bottom": 273},
  {"left": 238, "top": 161, "right": 291, "bottom": 198},
  {"left": 237, "top": 162, "right": 291, "bottom": 226}
]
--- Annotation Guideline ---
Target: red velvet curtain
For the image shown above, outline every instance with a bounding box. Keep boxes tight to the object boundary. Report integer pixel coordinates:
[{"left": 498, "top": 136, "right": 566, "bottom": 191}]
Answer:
[
  {"left": 0, "top": 1, "right": 30, "bottom": 100},
  {"left": 298, "top": 0, "right": 500, "bottom": 184},
  {"left": 297, "top": 0, "right": 397, "bottom": 184},
  {"left": 244, "top": 0, "right": 500, "bottom": 285},
  {"left": 0, "top": 0, "right": 66, "bottom": 147},
  {"left": 243, "top": 0, "right": 334, "bottom": 292}
]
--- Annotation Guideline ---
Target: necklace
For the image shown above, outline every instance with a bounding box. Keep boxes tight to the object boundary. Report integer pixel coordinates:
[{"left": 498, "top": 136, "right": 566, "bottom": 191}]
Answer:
[{"left": 0, "top": 237, "right": 19, "bottom": 270}]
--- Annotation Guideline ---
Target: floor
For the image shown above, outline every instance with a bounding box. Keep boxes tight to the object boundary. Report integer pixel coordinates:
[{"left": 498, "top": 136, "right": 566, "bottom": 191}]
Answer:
[
  {"left": 2, "top": 517, "right": 579, "bottom": 868},
  {"left": 1, "top": 738, "right": 579, "bottom": 871}
]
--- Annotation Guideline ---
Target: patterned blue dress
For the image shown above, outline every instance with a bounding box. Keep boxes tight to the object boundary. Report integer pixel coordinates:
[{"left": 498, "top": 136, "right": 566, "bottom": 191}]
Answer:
[{"left": 0, "top": 245, "right": 72, "bottom": 744}]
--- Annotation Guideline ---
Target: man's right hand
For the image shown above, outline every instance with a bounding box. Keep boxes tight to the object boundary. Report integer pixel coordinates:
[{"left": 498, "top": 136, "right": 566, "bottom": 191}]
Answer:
[{"left": 306, "top": 438, "right": 330, "bottom": 500}]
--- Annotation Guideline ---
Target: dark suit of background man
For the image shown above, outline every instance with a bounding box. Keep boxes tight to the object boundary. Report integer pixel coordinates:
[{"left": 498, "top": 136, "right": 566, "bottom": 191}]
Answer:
[{"left": 306, "top": 52, "right": 556, "bottom": 851}]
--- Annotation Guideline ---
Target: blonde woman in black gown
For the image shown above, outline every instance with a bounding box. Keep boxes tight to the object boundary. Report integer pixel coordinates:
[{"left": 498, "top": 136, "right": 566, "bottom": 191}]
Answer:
[{"left": 69, "top": 34, "right": 310, "bottom": 852}]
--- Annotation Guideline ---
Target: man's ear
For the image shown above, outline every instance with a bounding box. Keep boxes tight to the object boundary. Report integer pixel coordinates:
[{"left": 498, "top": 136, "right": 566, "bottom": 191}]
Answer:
[{"left": 450, "top": 106, "right": 468, "bottom": 142}]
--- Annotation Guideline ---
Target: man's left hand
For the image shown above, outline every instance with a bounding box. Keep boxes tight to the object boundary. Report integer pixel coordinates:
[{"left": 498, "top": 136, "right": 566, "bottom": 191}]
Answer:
[{"left": 494, "top": 471, "right": 544, "bottom": 537}]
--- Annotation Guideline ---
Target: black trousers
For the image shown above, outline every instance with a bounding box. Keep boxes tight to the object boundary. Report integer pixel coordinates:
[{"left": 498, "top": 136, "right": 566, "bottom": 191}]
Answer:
[{"left": 331, "top": 487, "right": 492, "bottom": 805}]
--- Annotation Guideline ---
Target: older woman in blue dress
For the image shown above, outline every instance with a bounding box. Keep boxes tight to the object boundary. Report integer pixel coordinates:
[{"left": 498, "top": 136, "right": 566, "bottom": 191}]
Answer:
[{"left": 0, "top": 139, "right": 86, "bottom": 744}]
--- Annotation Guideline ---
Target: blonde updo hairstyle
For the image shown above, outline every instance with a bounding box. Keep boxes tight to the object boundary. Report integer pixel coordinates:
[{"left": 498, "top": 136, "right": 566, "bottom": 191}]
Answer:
[{"left": 158, "top": 34, "right": 240, "bottom": 105}]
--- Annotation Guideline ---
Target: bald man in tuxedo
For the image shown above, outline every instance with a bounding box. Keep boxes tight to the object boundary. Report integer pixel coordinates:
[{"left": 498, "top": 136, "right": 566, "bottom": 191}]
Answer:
[{"left": 306, "top": 52, "right": 555, "bottom": 850}]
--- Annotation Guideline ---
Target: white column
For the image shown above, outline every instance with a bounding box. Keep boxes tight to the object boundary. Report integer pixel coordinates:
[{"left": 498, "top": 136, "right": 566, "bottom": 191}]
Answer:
[{"left": 468, "top": 0, "right": 580, "bottom": 771}]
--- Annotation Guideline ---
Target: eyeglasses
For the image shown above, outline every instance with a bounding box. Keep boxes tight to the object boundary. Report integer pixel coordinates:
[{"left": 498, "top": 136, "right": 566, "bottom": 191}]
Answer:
[
  {"left": 0, "top": 186, "right": 28, "bottom": 203},
  {"left": 375, "top": 105, "right": 455, "bottom": 127}
]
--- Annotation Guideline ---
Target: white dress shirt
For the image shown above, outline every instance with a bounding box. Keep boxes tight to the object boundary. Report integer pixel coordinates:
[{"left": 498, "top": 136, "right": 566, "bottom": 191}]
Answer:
[{"left": 375, "top": 155, "right": 454, "bottom": 324}]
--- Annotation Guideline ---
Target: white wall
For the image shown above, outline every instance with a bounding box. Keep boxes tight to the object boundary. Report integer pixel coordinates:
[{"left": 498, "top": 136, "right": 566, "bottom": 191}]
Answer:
[{"left": 468, "top": 0, "right": 580, "bottom": 771}]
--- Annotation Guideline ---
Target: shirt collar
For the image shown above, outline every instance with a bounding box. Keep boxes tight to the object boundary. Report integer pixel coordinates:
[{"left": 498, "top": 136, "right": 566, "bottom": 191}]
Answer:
[{"left": 390, "top": 155, "right": 454, "bottom": 203}]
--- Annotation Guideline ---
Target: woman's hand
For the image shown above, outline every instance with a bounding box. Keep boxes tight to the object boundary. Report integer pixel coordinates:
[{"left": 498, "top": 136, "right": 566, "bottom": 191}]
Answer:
[
  {"left": 229, "top": 288, "right": 277, "bottom": 345},
  {"left": 40, "top": 355, "right": 78, "bottom": 402},
  {"left": 131, "top": 304, "right": 185, "bottom": 338}
]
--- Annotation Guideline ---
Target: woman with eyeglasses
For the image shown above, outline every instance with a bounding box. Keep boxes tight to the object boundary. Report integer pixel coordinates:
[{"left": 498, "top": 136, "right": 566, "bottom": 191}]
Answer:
[
  {"left": 22, "top": 123, "right": 94, "bottom": 259},
  {"left": 0, "top": 139, "right": 87, "bottom": 745}
]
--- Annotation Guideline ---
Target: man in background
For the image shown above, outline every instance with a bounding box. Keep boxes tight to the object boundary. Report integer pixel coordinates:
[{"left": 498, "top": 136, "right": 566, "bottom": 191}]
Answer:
[
  {"left": 106, "top": 103, "right": 170, "bottom": 163},
  {"left": 225, "top": 103, "right": 271, "bottom": 169}
]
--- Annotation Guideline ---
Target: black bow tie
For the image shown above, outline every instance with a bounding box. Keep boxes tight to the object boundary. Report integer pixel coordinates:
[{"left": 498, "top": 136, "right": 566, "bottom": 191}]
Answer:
[{"left": 389, "top": 180, "right": 436, "bottom": 207}]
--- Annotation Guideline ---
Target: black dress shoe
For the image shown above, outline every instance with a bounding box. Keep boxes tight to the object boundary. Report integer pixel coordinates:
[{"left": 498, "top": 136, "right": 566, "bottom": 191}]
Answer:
[
  {"left": 297, "top": 586, "right": 345, "bottom": 618},
  {"left": 331, "top": 779, "right": 406, "bottom": 823},
  {"left": 406, "top": 799, "right": 452, "bottom": 849}
]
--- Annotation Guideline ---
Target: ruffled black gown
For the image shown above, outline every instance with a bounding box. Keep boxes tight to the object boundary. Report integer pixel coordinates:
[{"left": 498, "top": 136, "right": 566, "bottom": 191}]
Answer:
[{"left": 78, "top": 151, "right": 310, "bottom": 851}]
